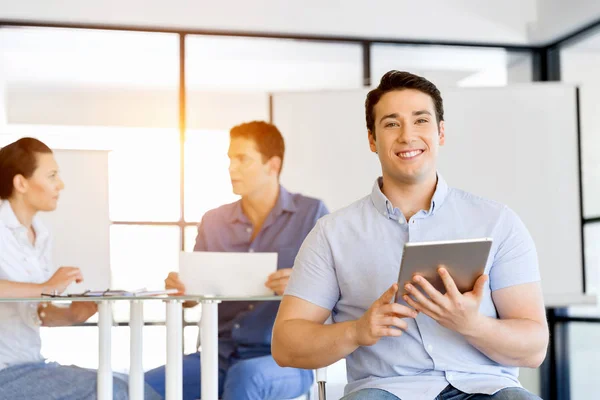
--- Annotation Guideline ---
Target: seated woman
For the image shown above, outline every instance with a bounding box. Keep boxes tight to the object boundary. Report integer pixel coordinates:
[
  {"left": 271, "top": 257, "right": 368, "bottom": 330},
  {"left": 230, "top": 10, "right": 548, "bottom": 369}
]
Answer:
[{"left": 0, "top": 137, "right": 161, "bottom": 400}]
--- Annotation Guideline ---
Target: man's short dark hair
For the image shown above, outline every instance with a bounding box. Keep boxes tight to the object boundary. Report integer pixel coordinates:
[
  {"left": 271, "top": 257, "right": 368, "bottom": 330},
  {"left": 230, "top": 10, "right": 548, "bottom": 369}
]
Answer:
[
  {"left": 365, "top": 70, "right": 444, "bottom": 139},
  {"left": 230, "top": 121, "right": 285, "bottom": 174},
  {"left": 0, "top": 137, "right": 53, "bottom": 199}
]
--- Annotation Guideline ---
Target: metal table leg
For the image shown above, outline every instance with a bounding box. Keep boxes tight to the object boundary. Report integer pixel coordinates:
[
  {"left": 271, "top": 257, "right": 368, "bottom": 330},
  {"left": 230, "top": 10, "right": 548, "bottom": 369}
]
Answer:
[
  {"left": 129, "top": 300, "right": 144, "bottom": 400},
  {"left": 200, "top": 300, "right": 220, "bottom": 400},
  {"left": 166, "top": 300, "right": 183, "bottom": 400},
  {"left": 98, "top": 301, "right": 113, "bottom": 400}
]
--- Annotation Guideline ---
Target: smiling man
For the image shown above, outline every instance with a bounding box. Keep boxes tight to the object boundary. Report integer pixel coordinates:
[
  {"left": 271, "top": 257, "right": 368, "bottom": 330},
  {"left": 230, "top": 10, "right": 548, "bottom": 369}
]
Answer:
[
  {"left": 145, "top": 121, "right": 328, "bottom": 400},
  {"left": 272, "top": 71, "right": 548, "bottom": 400}
]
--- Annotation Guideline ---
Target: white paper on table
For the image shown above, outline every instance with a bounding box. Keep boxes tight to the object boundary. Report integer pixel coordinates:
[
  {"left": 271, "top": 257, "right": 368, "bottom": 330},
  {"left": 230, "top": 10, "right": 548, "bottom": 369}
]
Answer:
[{"left": 179, "top": 251, "right": 278, "bottom": 297}]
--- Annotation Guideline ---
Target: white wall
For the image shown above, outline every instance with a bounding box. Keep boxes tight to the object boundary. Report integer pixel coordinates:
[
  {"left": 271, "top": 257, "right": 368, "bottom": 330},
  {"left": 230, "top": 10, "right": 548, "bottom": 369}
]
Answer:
[
  {"left": 0, "top": 64, "right": 6, "bottom": 127},
  {"left": 5, "top": 84, "right": 178, "bottom": 128},
  {"left": 39, "top": 149, "right": 111, "bottom": 293},
  {"left": 4, "top": 84, "right": 272, "bottom": 131},
  {"left": 187, "top": 92, "right": 269, "bottom": 131},
  {"left": 0, "top": 83, "right": 5, "bottom": 128},
  {"left": 0, "top": 0, "right": 536, "bottom": 44},
  {"left": 506, "top": 53, "right": 534, "bottom": 83},
  {"left": 528, "top": 0, "right": 600, "bottom": 44}
]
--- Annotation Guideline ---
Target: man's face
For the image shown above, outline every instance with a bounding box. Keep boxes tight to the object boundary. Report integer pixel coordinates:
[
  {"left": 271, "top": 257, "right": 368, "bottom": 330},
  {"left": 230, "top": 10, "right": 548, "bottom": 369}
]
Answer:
[
  {"left": 369, "top": 89, "right": 445, "bottom": 185},
  {"left": 228, "top": 137, "right": 276, "bottom": 196}
]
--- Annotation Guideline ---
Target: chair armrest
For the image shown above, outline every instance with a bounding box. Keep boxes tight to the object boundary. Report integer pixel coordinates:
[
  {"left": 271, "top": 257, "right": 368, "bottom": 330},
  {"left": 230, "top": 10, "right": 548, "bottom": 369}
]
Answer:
[
  {"left": 316, "top": 366, "right": 327, "bottom": 383},
  {"left": 316, "top": 367, "right": 327, "bottom": 400}
]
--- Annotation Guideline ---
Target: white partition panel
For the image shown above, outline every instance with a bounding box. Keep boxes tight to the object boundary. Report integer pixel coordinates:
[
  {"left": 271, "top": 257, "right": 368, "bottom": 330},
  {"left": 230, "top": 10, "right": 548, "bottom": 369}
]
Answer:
[
  {"left": 440, "top": 84, "right": 582, "bottom": 299},
  {"left": 273, "top": 83, "right": 583, "bottom": 303},
  {"left": 275, "top": 89, "right": 378, "bottom": 212},
  {"left": 186, "top": 91, "right": 269, "bottom": 131},
  {"left": 40, "top": 149, "right": 111, "bottom": 293}
]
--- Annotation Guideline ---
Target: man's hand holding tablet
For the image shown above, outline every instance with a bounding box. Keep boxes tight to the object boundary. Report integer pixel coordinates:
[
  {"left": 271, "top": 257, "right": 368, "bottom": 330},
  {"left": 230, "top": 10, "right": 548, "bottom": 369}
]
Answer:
[
  {"left": 396, "top": 238, "right": 493, "bottom": 334},
  {"left": 403, "top": 266, "right": 489, "bottom": 334},
  {"left": 352, "top": 283, "right": 419, "bottom": 346}
]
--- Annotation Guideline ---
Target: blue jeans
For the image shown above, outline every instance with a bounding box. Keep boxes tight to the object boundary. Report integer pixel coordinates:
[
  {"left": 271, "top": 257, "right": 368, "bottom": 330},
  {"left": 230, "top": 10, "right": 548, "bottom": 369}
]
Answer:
[
  {"left": 341, "top": 385, "right": 541, "bottom": 400},
  {"left": 340, "top": 389, "right": 400, "bottom": 400},
  {"left": 0, "top": 361, "right": 162, "bottom": 400},
  {"left": 145, "top": 352, "right": 313, "bottom": 400}
]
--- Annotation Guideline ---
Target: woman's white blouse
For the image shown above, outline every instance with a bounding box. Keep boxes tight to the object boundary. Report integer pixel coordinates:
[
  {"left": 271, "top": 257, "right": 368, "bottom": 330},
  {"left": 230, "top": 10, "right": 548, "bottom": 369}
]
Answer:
[{"left": 0, "top": 201, "right": 56, "bottom": 370}]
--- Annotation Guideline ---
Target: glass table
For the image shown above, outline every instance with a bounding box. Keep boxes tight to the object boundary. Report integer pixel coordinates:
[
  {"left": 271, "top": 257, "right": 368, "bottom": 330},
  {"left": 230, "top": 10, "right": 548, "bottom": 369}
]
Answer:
[{"left": 0, "top": 295, "right": 281, "bottom": 400}]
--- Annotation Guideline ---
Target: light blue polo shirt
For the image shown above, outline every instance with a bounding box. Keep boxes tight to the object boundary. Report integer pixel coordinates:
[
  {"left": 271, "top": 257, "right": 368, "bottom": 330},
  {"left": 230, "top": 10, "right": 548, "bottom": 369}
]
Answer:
[{"left": 285, "top": 175, "right": 541, "bottom": 399}]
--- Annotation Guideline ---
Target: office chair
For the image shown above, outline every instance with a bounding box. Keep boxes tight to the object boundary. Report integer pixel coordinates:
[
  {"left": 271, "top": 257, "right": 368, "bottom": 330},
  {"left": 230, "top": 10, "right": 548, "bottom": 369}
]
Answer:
[{"left": 316, "top": 366, "right": 327, "bottom": 400}]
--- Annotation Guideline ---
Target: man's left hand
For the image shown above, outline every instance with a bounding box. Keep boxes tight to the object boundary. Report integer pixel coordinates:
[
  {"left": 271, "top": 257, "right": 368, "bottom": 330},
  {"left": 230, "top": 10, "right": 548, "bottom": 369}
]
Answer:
[
  {"left": 265, "top": 268, "right": 293, "bottom": 296},
  {"left": 402, "top": 267, "right": 488, "bottom": 335}
]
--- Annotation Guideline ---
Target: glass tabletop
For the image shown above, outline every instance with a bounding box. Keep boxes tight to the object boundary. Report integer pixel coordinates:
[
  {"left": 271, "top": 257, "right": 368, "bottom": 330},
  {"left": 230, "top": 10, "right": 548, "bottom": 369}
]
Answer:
[{"left": 0, "top": 295, "right": 282, "bottom": 303}]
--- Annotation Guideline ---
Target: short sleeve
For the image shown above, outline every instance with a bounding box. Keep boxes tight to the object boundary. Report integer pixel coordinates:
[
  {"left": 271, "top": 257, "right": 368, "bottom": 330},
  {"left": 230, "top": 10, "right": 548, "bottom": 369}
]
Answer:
[
  {"left": 284, "top": 218, "right": 340, "bottom": 311},
  {"left": 489, "top": 207, "right": 541, "bottom": 291},
  {"left": 314, "top": 200, "right": 330, "bottom": 222}
]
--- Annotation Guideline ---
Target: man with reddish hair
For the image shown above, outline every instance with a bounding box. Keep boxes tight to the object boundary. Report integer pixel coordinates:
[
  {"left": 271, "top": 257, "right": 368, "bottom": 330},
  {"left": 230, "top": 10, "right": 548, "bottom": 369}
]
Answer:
[{"left": 146, "top": 121, "right": 328, "bottom": 400}]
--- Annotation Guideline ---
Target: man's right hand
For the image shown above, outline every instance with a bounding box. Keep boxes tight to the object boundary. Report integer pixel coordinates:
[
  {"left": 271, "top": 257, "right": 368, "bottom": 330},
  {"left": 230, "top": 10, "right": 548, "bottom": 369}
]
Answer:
[
  {"left": 165, "top": 272, "right": 186, "bottom": 295},
  {"left": 352, "top": 283, "right": 418, "bottom": 347},
  {"left": 43, "top": 266, "right": 83, "bottom": 294},
  {"left": 165, "top": 272, "right": 198, "bottom": 308}
]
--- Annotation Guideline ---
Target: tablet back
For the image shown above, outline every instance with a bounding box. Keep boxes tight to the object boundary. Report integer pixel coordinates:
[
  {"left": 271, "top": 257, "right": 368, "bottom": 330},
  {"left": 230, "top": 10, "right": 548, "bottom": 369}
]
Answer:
[{"left": 396, "top": 238, "right": 493, "bottom": 299}]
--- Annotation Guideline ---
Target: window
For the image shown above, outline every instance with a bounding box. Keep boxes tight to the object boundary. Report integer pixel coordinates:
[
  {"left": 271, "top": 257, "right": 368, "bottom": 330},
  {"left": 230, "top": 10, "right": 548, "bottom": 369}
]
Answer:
[
  {"left": 184, "top": 130, "right": 239, "bottom": 223},
  {"left": 186, "top": 36, "right": 363, "bottom": 92},
  {"left": 371, "top": 44, "right": 532, "bottom": 87},
  {"left": 0, "top": 27, "right": 181, "bottom": 327}
]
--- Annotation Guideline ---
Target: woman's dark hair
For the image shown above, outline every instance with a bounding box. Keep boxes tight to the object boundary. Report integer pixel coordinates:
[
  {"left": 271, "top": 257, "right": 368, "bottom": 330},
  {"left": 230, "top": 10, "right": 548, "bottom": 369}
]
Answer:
[{"left": 0, "top": 137, "right": 53, "bottom": 199}]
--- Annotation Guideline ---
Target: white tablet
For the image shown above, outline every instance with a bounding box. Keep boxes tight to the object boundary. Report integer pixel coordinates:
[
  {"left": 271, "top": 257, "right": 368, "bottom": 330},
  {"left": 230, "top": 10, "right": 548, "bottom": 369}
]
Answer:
[{"left": 395, "top": 238, "right": 493, "bottom": 301}]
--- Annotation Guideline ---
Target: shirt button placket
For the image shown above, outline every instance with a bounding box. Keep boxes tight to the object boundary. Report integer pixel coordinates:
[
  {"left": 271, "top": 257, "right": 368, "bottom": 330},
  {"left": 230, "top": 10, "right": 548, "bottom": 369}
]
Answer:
[
  {"left": 408, "top": 218, "right": 418, "bottom": 242},
  {"left": 246, "top": 226, "right": 254, "bottom": 252}
]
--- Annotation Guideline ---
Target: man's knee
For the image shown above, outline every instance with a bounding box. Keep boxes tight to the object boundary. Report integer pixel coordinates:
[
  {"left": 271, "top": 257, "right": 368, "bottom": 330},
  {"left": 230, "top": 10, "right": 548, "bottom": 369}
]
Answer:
[
  {"left": 223, "top": 357, "right": 312, "bottom": 400},
  {"left": 113, "top": 376, "right": 130, "bottom": 400},
  {"left": 494, "top": 387, "right": 541, "bottom": 400},
  {"left": 226, "top": 359, "right": 265, "bottom": 388},
  {"left": 341, "top": 389, "right": 400, "bottom": 400},
  {"left": 144, "top": 365, "right": 167, "bottom": 396}
]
